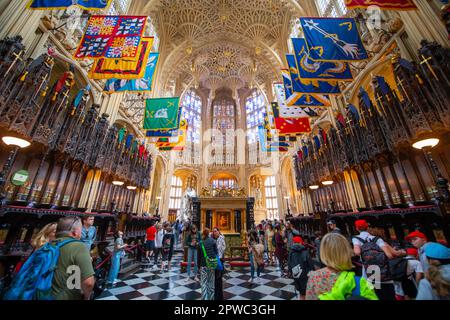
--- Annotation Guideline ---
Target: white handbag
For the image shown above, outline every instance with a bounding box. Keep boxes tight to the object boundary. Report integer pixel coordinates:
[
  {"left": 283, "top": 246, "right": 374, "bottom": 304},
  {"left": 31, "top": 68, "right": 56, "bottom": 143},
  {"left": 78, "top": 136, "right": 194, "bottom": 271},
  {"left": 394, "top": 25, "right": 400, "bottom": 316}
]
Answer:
[{"left": 292, "top": 264, "right": 303, "bottom": 279}]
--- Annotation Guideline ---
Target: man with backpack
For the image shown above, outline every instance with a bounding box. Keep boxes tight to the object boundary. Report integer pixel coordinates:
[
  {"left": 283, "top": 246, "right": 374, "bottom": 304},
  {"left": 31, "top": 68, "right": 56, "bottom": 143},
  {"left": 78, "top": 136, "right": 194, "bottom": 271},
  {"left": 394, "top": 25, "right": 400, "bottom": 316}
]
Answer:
[
  {"left": 392, "top": 247, "right": 424, "bottom": 300},
  {"left": 5, "top": 216, "right": 95, "bottom": 300},
  {"left": 52, "top": 217, "right": 95, "bottom": 300},
  {"left": 352, "top": 219, "right": 405, "bottom": 301},
  {"left": 288, "top": 236, "right": 314, "bottom": 300}
]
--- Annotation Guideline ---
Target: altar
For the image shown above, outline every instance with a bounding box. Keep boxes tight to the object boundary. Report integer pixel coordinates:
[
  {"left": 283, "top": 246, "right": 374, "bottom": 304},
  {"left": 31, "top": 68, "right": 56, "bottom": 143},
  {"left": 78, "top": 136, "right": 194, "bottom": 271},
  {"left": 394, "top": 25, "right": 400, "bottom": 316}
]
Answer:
[
  {"left": 190, "top": 189, "right": 255, "bottom": 257},
  {"left": 199, "top": 196, "right": 248, "bottom": 234}
]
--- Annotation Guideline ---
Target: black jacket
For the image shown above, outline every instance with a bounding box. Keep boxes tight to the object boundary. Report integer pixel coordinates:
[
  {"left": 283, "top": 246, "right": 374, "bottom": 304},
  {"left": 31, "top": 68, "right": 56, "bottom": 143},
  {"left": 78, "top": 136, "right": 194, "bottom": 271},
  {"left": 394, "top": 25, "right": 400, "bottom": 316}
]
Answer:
[
  {"left": 199, "top": 237, "right": 218, "bottom": 267},
  {"left": 162, "top": 232, "right": 175, "bottom": 252},
  {"left": 185, "top": 231, "right": 201, "bottom": 248},
  {"left": 288, "top": 244, "right": 314, "bottom": 290}
]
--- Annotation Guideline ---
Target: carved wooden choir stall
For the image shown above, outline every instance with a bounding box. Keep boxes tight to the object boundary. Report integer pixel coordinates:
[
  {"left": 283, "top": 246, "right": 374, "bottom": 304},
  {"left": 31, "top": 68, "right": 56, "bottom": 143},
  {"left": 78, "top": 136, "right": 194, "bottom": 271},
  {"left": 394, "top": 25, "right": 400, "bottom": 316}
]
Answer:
[
  {"left": 291, "top": 41, "right": 450, "bottom": 245},
  {"left": 0, "top": 36, "right": 155, "bottom": 279}
]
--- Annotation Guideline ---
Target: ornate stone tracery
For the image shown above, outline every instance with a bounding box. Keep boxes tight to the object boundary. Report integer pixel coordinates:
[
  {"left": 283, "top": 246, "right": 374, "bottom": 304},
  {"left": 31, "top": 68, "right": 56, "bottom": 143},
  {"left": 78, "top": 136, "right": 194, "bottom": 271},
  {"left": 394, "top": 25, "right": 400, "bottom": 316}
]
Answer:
[{"left": 142, "top": 0, "right": 298, "bottom": 93}]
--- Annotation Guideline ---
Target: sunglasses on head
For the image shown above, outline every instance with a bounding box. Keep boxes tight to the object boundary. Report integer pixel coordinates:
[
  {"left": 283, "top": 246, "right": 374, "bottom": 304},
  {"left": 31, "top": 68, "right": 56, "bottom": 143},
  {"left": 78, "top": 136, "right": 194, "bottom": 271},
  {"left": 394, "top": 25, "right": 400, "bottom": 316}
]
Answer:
[{"left": 69, "top": 217, "right": 81, "bottom": 230}]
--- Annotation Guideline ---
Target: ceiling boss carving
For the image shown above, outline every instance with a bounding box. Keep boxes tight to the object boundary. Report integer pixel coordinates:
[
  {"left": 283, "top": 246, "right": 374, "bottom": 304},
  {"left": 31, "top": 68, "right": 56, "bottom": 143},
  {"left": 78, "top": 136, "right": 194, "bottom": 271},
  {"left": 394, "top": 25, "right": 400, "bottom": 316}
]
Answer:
[{"left": 142, "top": 0, "right": 298, "bottom": 93}]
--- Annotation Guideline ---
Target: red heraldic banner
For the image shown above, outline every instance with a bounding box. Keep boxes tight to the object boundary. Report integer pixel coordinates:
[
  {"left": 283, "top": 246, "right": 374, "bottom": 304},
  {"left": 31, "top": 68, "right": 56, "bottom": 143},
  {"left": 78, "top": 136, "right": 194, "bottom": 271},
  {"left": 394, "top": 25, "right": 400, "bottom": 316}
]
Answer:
[
  {"left": 274, "top": 117, "right": 312, "bottom": 134},
  {"left": 344, "top": 0, "right": 417, "bottom": 10}
]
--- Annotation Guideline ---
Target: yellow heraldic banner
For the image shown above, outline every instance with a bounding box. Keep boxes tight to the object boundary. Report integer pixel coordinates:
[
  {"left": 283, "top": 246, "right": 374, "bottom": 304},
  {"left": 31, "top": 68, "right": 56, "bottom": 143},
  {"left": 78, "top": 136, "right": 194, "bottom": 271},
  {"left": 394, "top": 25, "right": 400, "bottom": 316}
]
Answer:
[
  {"left": 88, "top": 37, "right": 153, "bottom": 80},
  {"left": 155, "top": 120, "right": 187, "bottom": 150}
]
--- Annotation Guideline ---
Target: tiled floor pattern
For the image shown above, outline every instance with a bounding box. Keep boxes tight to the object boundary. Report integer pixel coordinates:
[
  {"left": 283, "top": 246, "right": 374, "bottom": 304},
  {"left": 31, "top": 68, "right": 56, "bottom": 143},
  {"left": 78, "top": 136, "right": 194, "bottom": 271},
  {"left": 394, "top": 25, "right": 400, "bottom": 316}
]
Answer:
[{"left": 96, "top": 250, "right": 297, "bottom": 300}]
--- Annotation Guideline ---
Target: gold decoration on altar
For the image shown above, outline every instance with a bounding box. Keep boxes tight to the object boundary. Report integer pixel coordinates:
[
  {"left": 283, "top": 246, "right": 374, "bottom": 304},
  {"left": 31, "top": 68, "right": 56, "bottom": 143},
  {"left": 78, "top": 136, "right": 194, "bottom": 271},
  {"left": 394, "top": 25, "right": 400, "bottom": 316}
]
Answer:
[
  {"left": 201, "top": 186, "right": 211, "bottom": 196},
  {"left": 200, "top": 186, "right": 246, "bottom": 197}
]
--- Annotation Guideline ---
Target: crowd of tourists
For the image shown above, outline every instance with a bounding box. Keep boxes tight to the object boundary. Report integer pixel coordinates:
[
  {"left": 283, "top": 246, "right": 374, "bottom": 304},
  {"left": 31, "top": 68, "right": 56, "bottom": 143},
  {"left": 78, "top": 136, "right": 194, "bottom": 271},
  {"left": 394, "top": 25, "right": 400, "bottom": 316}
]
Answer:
[
  {"left": 1, "top": 215, "right": 449, "bottom": 301},
  {"left": 249, "top": 218, "right": 450, "bottom": 301}
]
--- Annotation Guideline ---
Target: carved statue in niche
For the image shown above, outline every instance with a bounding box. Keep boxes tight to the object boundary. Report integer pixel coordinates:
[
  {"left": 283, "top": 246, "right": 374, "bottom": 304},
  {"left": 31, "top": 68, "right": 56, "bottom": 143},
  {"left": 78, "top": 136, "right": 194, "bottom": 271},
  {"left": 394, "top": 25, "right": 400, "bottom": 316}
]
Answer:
[
  {"left": 178, "top": 187, "right": 197, "bottom": 223},
  {"left": 0, "top": 53, "right": 54, "bottom": 136},
  {"left": 250, "top": 176, "right": 262, "bottom": 207}
]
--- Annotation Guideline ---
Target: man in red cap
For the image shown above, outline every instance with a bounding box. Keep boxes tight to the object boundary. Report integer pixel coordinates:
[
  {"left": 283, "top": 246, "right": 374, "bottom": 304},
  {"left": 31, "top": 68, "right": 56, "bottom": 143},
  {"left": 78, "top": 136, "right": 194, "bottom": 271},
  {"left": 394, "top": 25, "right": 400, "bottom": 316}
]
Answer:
[
  {"left": 288, "top": 236, "right": 314, "bottom": 300},
  {"left": 352, "top": 219, "right": 405, "bottom": 301},
  {"left": 405, "top": 230, "right": 430, "bottom": 272}
]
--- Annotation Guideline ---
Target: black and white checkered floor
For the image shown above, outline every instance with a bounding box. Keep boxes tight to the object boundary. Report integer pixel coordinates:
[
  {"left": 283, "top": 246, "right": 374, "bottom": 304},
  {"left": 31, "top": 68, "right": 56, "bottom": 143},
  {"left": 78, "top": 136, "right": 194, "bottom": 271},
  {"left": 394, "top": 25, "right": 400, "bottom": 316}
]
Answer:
[{"left": 96, "top": 250, "right": 297, "bottom": 300}]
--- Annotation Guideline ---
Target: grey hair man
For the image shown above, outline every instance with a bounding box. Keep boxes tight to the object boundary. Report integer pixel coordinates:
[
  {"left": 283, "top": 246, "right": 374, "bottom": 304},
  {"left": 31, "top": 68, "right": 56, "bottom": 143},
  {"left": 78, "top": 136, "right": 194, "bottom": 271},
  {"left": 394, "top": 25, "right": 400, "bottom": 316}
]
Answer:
[{"left": 51, "top": 216, "right": 95, "bottom": 300}]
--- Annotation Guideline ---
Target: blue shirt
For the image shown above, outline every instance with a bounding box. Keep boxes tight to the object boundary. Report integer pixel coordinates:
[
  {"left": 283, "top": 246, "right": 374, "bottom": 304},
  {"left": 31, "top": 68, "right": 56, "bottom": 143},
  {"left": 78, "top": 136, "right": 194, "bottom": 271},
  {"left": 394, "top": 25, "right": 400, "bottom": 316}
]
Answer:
[
  {"left": 81, "top": 226, "right": 97, "bottom": 251},
  {"left": 419, "top": 242, "right": 431, "bottom": 272}
]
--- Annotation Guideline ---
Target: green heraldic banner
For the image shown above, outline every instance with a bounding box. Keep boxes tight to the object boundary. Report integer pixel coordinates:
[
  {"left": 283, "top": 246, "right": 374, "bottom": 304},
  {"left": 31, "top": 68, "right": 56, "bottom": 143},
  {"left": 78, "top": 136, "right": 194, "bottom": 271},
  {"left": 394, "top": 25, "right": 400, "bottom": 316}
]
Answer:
[{"left": 144, "top": 97, "right": 181, "bottom": 131}]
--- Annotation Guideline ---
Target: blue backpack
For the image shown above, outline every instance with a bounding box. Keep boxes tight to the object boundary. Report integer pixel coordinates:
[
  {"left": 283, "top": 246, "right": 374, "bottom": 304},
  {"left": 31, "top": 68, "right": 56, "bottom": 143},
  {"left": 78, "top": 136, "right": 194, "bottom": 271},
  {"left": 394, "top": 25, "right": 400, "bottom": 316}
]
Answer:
[{"left": 3, "top": 238, "right": 80, "bottom": 300}]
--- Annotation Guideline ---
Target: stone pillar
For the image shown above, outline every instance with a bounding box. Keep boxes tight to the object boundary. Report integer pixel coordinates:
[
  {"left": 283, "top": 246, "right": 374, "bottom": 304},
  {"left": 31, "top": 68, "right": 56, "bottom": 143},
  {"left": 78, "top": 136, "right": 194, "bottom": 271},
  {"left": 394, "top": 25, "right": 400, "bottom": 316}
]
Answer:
[
  {"left": 106, "top": 93, "right": 125, "bottom": 122},
  {"left": 274, "top": 174, "right": 285, "bottom": 221},
  {"left": 399, "top": 1, "right": 448, "bottom": 49},
  {"left": 78, "top": 169, "right": 102, "bottom": 211},
  {"left": 343, "top": 171, "right": 358, "bottom": 210},
  {"left": 160, "top": 153, "right": 175, "bottom": 220},
  {"left": 0, "top": 1, "right": 45, "bottom": 50}
]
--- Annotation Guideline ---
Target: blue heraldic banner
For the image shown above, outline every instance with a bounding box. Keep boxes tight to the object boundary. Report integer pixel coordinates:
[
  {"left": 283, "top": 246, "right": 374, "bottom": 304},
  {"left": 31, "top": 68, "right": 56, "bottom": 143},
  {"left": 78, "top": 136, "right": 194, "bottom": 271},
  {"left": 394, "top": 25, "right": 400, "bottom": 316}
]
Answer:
[
  {"left": 28, "top": 0, "right": 112, "bottom": 10},
  {"left": 258, "top": 126, "right": 289, "bottom": 152},
  {"left": 105, "top": 53, "right": 159, "bottom": 93},
  {"left": 281, "top": 70, "right": 331, "bottom": 107},
  {"left": 299, "top": 17, "right": 368, "bottom": 61},
  {"left": 286, "top": 54, "right": 341, "bottom": 95},
  {"left": 291, "top": 38, "right": 353, "bottom": 81}
]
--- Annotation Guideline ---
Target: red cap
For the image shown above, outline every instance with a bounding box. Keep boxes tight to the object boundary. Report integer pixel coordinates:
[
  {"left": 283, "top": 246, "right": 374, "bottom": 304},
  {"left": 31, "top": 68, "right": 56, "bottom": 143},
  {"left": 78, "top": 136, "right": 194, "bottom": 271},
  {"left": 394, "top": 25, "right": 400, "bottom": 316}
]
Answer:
[
  {"left": 405, "top": 231, "right": 427, "bottom": 242},
  {"left": 406, "top": 248, "right": 418, "bottom": 257},
  {"left": 355, "top": 219, "right": 369, "bottom": 230},
  {"left": 293, "top": 236, "right": 304, "bottom": 244}
]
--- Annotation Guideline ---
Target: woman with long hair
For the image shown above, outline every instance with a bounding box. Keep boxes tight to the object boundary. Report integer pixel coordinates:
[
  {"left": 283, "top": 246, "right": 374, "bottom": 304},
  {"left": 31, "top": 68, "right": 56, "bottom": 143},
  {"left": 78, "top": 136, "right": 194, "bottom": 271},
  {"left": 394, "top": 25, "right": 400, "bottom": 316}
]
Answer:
[
  {"left": 31, "top": 222, "right": 57, "bottom": 250},
  {"left": 107, "top": 230, "right": 128, "bottom": 286},
  {"left": 212, "top": 227, "right": 226, "bottom": 300},
  {"left": 185, "top": 224, "right": 201, "bottom": 281},
  {"left": 306, "top": 233, "right": 378, "bottom": 300},
  {"left": 248, "top": 229, "right": 264, "bottom": 282},
  {"left": 199, "top": 228, "right": 218, "bottom": 300},
  {"left": 13, "top": 222, "right": 58, "bottom": 274},
  {"left": 274, "top": 225, "right": 288, "bottom": 276},
  {"left": 265, "top": 223, "right": 275, "bottom": 265}
]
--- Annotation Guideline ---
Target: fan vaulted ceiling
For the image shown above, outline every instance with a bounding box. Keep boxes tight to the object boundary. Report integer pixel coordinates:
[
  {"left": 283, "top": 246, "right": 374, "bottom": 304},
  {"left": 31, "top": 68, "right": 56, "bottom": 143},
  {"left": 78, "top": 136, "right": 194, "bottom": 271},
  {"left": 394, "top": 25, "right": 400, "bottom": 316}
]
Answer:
[{"left": 132, "top": 0, "right": 305, "bottom": 94}]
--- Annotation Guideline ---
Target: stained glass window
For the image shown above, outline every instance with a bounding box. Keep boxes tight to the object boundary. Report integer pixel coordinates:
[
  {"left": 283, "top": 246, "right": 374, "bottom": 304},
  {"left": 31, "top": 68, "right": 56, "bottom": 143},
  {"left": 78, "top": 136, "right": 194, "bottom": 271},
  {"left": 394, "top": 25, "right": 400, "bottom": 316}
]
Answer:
[
  {"left": 245, "top": 90, "right": 265, "bottom": 144},
  {"left": 211, "top": 179, "right": 236, "bottom": 189},
  {"left": 212, "top": 98, "right": 235, "bottom": 164},
  {"left": 181, "top": 90, "right": 202, "bottom": 144}
]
